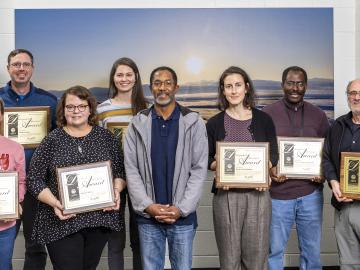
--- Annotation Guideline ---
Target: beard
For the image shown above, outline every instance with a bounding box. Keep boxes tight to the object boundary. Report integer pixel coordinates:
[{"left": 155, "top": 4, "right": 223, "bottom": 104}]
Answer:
[
  {"left": 155, "top": 93, "right": 174, "bottom": 107},
  {"left": 348, "top": 99, "right": 360, "bottom": 116}
]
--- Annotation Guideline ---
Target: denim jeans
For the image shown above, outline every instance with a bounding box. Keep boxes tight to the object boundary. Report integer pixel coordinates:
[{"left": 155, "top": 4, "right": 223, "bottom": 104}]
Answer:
[
  {"left": 268, "top": 189, "right": 323, "bottom": 270},
  {"left": 0, "top": 225, "right": 16, "bottom": 270},
  {"left": 138, "top": 223, "right": 196, "bottom": 270}
]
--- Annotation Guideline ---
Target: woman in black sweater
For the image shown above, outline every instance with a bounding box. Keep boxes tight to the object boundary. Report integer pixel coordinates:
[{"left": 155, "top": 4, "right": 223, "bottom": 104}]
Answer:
[{"left": 206, "top": 66, "right": 278, "bottom": 270}]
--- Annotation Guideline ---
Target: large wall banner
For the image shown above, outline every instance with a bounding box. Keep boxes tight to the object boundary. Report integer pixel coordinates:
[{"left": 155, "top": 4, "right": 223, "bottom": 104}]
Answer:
[{"left": 16, "top": 8, "right": 334, "bottom": 119}]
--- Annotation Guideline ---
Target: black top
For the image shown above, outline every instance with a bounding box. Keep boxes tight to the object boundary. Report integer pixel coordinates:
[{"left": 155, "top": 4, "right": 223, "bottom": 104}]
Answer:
[
  {"left": 206, "top": 108, "right": 278, "bottom": 192},
  {"left": 26, "top": 125, "right": 125, "bottom": 244},
  {"left": 323, "top": 111, "right": 360, "bottom": 210}
]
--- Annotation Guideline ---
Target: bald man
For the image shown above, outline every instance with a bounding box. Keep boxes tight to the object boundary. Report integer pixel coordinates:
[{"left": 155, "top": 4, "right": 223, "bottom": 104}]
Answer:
[{"left": 323, "top": 79, "right": 360, "bottom": 269}]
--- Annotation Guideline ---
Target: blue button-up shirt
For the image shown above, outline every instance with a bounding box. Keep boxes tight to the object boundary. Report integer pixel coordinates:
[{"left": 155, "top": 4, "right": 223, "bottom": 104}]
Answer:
[
  {"left": 151, "top": 104, "right": 180, "bottom": 205},
  {"left": 0, "top": 82, "right": 58, "bottom": 170},
  {"left": 137, "top": 104, "right": 197, "bottom": 226}
]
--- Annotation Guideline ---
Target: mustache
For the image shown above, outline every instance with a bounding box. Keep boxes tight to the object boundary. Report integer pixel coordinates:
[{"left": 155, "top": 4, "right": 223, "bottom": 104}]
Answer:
[
  {"left": 289, "top": 90, "right": 305, "bottom": 95},
  {"left": 156, "top": 92, "right": 170, "bottom": 97}
]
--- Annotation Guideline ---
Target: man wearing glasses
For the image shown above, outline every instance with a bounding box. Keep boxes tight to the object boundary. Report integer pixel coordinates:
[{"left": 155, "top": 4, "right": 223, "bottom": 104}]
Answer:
[
  {"left": 263, "top": 66, "right": 330, "bottom": 270},
  {"left": 124, "top": 66, "right": 208, "bottom": 269},
  {"left": 0, "top": 49, "right": 57, "bottom": 270},
  {"left": 323, "top": 79, "right": 360, "bottom": 269}
]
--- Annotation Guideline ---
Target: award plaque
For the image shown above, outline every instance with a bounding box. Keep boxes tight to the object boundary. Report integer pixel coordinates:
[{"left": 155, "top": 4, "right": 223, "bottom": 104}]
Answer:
[
  {"left": 106, "top": 122, "right": 129, "bottom": 149},
  {"left": 0, "top": 106, "right": 50, "bottom": 148},
  {"left": 340, "top": 152, "right": 360, "bottom": 200},
  {"left": 277, "top": 137, "right": 324, "bottom": 179},
  {"left": 0, "top": 172, "right": 19, "bottom": 219},
  {"left": 56, "top": 161, "right": 115, "bottom": 214},
  {"left": 215, "top": 142, "right": 269, "bottom": 188}
]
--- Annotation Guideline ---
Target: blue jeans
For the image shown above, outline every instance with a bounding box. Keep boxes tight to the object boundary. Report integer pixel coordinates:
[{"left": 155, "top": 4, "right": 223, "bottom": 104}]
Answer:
[
  {"left": 0, "top": 225, "right": 16, "bottom": 270},
  {"left": 268, "top": 189, "right": 323, "bottom": 270},
  {"left": 138, "top": 223, "right": 196, "bottom": 270}
]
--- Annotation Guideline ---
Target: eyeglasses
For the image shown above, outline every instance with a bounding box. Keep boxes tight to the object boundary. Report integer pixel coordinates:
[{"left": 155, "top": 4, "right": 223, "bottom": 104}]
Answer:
[
  {"left": 65, "top": 104, "right": 89, "bottom": 112},
  {"left": 152, "top": 80, "right": 174, "bottom": 89},
  {"left": 10, "top": 62, "right": 33, "bottom": 69},
  {"left": 347, "top": 91, "right": 360, "bottom": 98},
  {"left": 285, "top": 81, "right": 305, "bottom": 88}
]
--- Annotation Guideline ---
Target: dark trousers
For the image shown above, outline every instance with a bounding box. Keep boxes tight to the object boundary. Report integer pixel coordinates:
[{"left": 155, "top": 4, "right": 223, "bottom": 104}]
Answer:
[
  {"left": 108, "top": 196, "right": 142, "bottom": 270},
  {"left": 22, "top": 193, "right": 47, "bottom": 270},
  {"left": 47, "top": 227, "right": 110, "bottom": 270}
]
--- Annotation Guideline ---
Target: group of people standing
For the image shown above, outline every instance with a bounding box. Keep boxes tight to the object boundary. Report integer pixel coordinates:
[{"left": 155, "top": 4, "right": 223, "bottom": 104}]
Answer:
[{"left": 0, "top": 48, "right": 360, "bottom": 270}]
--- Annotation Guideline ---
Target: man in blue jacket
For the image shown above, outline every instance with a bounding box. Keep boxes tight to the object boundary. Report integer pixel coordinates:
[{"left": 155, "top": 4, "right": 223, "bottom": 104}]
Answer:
[
  {"left": 124, "top": 66, "right": 208, "bottom": 270},
  {"left": 0, "top": 49, "right": 57, "bottom": 270}
]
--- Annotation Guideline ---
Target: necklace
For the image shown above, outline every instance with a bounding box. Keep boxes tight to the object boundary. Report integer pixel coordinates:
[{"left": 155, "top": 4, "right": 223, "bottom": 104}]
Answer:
[{"left": 64, "top": 126, "right": 92, "bottom": 154}]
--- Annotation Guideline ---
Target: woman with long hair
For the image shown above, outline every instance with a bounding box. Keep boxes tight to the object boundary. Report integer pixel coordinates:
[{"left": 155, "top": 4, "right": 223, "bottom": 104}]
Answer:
[
  {"left": 97, "top": 57, "right": 147, "bottom": 270},
  {"left": 206, "top": 66, "right": 278, "bottom": 270}
]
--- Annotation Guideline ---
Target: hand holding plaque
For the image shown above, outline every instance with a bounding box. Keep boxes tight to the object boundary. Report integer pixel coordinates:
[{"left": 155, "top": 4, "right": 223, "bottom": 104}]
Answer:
[
  {"left": 215, "top": 142, "right": 269, "bottom": 188},
  {"left": 0, "top": 172, "right": 19, "bottom": 220},
  {"left": 277, "top": 137, "right": 324, "bottom": 179},
  {"left": 340, "top": 152, "right": 360, "bottom": 200},
  {"left": 0, "top": 106, "right": 50, "bottom": 149},
  {"left": 56, "top": 161, "right": 116, "bottom": 214}
]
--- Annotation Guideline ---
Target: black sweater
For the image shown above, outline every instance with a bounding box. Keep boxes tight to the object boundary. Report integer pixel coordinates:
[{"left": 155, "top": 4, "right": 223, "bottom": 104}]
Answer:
[
  {"left": 323, "top": 111, "right": 356, "bottom": 210},
  {"left": 206, "top": 108, "right": 278, "bottom": 179}
]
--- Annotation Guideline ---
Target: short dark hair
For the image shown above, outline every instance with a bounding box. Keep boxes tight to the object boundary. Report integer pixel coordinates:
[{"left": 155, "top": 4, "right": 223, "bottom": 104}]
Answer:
[
  {"left": 7, "top": 49, "right": 34, "bottom": 65},
  {"left": 150, "top": 66, "right": 178, "bottom": 87},
  {"left": 108, "top": 57, "right": 147, "bottom": 115},
  {"left": 56, "top": 86, "right": 98, "bottom": 127},
  {"left": 217, "top": 66, "right": 255, "bottom": 110},
  {"left": 282, "top": 66, "right": 308, "bottom": 85},
  {"left": 0, "top": 97, "right": 4, "bottom": 115}
]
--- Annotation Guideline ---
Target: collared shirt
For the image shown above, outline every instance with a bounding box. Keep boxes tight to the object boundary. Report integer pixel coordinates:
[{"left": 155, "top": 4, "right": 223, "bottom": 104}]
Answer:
[
  {"left": 151, "top": 104, "right": 180, "bottom": 206},
  {"left": 0, "top": 81, "right": 58, "bottom": 170},
  {"left": 136, "top": 104, "right": 197, "bottom": 226},
  {"left": 263, "top": 98, "right": 330, "bottom": 199}
]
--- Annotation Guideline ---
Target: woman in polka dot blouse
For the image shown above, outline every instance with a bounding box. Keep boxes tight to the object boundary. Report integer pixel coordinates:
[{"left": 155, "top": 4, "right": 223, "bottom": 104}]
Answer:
[{"left": 26, "top": 86, "right": 126, "bottom": 270}]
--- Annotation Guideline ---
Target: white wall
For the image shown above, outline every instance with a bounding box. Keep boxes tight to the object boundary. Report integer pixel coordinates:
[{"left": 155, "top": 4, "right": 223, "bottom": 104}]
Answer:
[{"left": 1, "top": 0, "right": 359, "bottom": 269}]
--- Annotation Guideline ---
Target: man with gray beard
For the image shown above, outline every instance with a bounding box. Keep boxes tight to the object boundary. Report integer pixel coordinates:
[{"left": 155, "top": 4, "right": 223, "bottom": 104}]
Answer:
[{"left": 124, "top": 66, "right": 208, "bottom": 270}]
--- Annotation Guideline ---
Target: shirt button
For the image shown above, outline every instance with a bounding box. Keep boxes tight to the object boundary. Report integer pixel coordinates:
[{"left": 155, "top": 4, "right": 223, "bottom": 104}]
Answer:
[
  {"left": 162, "top": 125, "right": 166, "bottom": 128},
  {"left": 353, "top": 141, "right": 356, "bottom": 144}
]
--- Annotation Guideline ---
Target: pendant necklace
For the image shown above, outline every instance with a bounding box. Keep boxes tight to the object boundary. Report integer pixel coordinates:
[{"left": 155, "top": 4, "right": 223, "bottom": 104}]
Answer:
[{"left": 64, "top": 126, "right": 90, "bottom": 154}]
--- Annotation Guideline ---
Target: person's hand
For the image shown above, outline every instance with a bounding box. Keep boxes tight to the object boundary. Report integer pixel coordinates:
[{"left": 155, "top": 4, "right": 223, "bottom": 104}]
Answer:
[
  {"left": 145, "top": 204, "right": 180, "bottom": 224},
  {"left": 311, "top": 176, "right": 325, "bottom": 183},
  {"left": 1, "top": 218, "right": 16, "bottom": 223},
  {"left": 1, "top": 204, "right": 23, "bottom": 223},
  {"left": 103, "top": 188, "right": 121, "bottom": 211},
  {"left": 210, "top": 160, "right": 217, "bottom": 172},
  {"left": 155, "top": 205, "right": 181, "bottom": 224},
  {"left": 145, "top": 204, "right": 171, "bottom": 218},
  {"left": 256, "top": 187, "right": 268, "bottom": 192},
  {"left": 52, "top": 199, "right": 76, "bottom": 220},
  {"left": 330, "top": 180, "right": 353, "bottom": 203},
  {"left": 19, "top": 204, "right": 23, "bottom": 216},
  {"left": 270, "top": 167, "right": 287, "bottom": 182}
]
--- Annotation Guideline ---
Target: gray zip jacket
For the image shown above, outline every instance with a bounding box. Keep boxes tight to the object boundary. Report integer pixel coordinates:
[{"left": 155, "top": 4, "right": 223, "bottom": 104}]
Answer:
[{"left": 124, "top": 105, "right": 208, "bottom": 219}]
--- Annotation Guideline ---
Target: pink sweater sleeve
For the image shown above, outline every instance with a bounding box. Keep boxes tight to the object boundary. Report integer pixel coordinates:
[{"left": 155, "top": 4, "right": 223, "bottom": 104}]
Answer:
[{"left": 15, "top": 145, "right": 26, "bottom": 202}]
